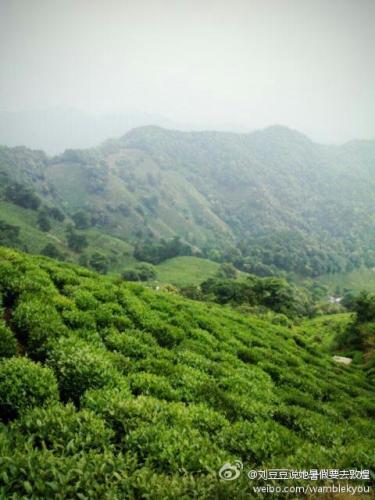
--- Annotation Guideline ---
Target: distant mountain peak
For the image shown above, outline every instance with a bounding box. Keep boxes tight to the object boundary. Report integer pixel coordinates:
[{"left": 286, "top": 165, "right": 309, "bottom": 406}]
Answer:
[{"left": 250, "top": 124, "right": 313, "bottom": 144}]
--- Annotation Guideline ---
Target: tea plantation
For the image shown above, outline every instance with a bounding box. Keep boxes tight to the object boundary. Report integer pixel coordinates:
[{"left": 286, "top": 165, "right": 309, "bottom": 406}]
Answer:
[{"left": 0, "top": 247, "right": 374, "bottom": 498}]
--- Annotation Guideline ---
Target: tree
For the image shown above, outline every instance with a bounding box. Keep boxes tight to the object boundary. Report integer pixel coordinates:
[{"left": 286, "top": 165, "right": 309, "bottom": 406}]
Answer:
[
  {"left": 72, "top": 211, "right": 90, "bottom": 230},
  {"left": 41, "top": 243, "right": 64, "bottom": 260},
  {"left": 0, "top": 220, "right": 21, "bottom": 247},
  {"left": 47, "top": 207, "right": 65, "bottom": 222},
  {"left": 37, "top": 211, "right": 51, "bottom": 232},
  {"left": 89, "top": 252, "right": 109, "bottom": 274},
  {"left": 217, "top": 263, "right": 237, "bottom": 279},
  {"left": 66, "top": 227, "right": 88, "bottom": 253}
]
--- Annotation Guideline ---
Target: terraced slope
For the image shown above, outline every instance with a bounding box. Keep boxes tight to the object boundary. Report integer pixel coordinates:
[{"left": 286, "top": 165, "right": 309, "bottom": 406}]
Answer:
[{"left": 0, "top": 247, "right": 374, "bottom": 498}]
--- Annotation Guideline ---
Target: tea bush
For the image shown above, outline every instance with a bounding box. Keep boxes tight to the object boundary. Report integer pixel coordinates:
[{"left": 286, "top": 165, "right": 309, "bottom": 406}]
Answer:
[
  {"left": 0, "top": 247, "right": 374, "bottom": 497},
  {"left": 0, "top": 321, "right": 17, "bottom": 358},
  {"left": 10, "top": 403, "right": 114, "bottom": 455},
  {"left": 47, "top": 337, "right": 119, "bottom": 404},
  {"left": 0, "top": 357, "right": 58, "bottom": 420}
]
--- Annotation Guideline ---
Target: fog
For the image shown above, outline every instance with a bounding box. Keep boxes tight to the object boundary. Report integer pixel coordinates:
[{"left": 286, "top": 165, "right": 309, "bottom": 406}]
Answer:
[{"left": 1, "top": 0, "right": 374, "bottom": 151}]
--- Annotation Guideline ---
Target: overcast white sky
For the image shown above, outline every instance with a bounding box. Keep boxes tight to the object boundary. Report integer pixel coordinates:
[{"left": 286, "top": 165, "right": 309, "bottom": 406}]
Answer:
[{"left": 0, "top": 0, "right": 374, "bottom": 143}]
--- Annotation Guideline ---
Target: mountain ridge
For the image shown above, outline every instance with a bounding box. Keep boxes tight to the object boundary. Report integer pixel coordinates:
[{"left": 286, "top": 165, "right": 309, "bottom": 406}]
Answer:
[{"left": 1, "top": 125, "right": 375, "bottom": 278}]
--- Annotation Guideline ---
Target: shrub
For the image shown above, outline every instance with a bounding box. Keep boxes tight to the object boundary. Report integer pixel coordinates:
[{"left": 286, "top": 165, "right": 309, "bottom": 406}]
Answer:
[
  {"left": 125, "top": 423, "right": 226, "bottom": 474},
  {"left": 0, "top": 357, "right": 59, "bottom": 420},
  {"left": 0, "top": 447, "right": 136, "bottom": 499},
  {"left": 219, "top": 418, "right": 300, "bottom": 463},
  {"left": 104, "top": 330, "right": 155, "bottom": 360},
  {"left": 11, "top": 403, "right": 114, "bottom": 455},
  {"left": 47, "top": 337, "right": 118, "bottom": 404},
  {"left": 12, "top": 296, "right": 68, "bottom": 359},
  {"left": 0, "top": 321, "right": 17, "bottom": 358},
  {"left": 61, "top": 308, "right": 96, "bottom": 331},
  {"left": 72, "top": 289, "right": 99, "bottom": 311},
  {"left": 128, "top": 372, "right": 178, "bottom": 401}
]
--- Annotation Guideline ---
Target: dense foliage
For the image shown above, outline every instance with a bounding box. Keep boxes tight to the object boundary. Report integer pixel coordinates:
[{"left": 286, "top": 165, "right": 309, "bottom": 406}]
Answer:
[
  {"left": 0, "top": 247, "right": 373, "bottom": 497},
  {"left": 134, "top": 237, "right": 194, "bottom": 264},
  {"left": 336, "top": 292, "right": 375, "bottom": 383},
  {"left": 120, "top": 126, "right": 375, "bottom": 276},
  {"left": 0, "top": 220, "right": 21, "bottom": 248},
  {"left": 182, "top": 275, "right": 313, "bottom": 319},
  {"left": 122, "top": 263, "right": 157, "bottom": 282}
]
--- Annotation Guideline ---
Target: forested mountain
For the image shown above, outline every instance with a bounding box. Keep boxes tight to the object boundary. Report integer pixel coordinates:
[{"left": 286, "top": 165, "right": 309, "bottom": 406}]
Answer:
[{"left": 1, "top": 125, "right": 375, "bottom": 278}]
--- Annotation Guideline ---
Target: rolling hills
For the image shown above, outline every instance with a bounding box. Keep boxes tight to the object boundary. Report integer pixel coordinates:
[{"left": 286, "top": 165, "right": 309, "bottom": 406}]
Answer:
[
  {"left": 0, "top": 247, "right": 374, "bottom": 497},
  {"left": 1, "top": 125, "right": 375, "bottom": 281}
]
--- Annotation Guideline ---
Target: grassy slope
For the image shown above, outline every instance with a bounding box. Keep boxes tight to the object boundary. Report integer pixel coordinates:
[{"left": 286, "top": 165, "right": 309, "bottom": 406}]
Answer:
[
  {"left": 0, "top": 201, "right": 67, "bottom": 253},
  {"left": 295, "top": 314, "right": 352, "bottom": 352},
  {"left": 0, "top": 247, "right": 374, "bottom": 497},
  {"left": 0, "top": 200, "right": 135, "bottom": 271},
  {"left": 155, "top": 256, "right": 220, "bottom": 286},
  {"left": 316, "top": 267, "right": 375, "bottom": 294},
  {"left": 155, "top": 256, "right": 250, "bottom": 286}
]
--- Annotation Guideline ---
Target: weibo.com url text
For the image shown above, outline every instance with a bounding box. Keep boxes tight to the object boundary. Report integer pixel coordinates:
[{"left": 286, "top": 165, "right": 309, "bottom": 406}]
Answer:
[{"left": 252, "top": 484, "right": 371, "bottom": 496}]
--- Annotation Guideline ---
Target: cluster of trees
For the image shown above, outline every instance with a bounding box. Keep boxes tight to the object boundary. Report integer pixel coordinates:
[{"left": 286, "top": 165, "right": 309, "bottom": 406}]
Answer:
[
  {"left": 182, "top": 274, "right": 312, "bottom": 319},
  {"left": 36, "top": 206, "right": 66, "bottom": 233},
  {"left": 0, "top": 247, "right": 373, "bottom": 497},
  {"left": 134, "top": 237, "right": 193, "bottom": 264},
  {"left": 4, "top": 183, "right": 41, "bottom": 210},
  {"left": 122, "top": 263, "right": 156, "bottom": 282},
  {"left": 201, "top": 230, "right": 372, "bottom": 279},
  {"left": 66, "top": 225, "right": 88, "bottom": 253},
  {"left": 71, "top": 208, "right": 116, "bottom": 231}
]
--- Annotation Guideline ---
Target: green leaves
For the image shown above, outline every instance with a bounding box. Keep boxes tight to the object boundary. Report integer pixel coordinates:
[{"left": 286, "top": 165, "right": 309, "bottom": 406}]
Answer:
[
  {"left": 47, "top": 337, "right": 119, "bottom": 405},
  {"left": 0, "top": 357, "right": 59, "bottom": 421},
  {"left": 0, "top": 247, "right": 374, "bottom": 497},
  {"left": 11, "top": 403, "right": 114, "bottom": 455},
  {"left": 0, "top": 322, "right": 17, "bottom": 358}
]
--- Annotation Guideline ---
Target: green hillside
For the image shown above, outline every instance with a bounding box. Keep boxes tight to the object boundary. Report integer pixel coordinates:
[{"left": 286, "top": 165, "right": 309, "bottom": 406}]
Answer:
[
  {"left": 155, "top": 256, "right": 220, "bottom": 286},
  {"left": 296, "top": 314, "right": 352, "bottom": 351},
  {"left": 0, "top": 247, "right": 373, "bottom": 497},
  {"left": 1, "top": 126, "right": 375, "bottom": 283}
]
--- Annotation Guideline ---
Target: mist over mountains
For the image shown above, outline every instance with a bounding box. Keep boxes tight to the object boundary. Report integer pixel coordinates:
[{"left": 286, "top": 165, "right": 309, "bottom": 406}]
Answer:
[{"left": 0, "top": 109, "right": 179, "bottom": 154}]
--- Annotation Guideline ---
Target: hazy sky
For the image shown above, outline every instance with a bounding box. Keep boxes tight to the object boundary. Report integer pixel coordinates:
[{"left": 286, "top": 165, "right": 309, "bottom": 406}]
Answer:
[{"left": 1, "top": 0, "right": 374, "bottom": 143}]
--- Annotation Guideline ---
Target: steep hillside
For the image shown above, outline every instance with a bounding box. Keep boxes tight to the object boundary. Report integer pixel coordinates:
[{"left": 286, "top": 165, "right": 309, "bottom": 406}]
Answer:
[
  {"left": 1, "top": 126, "right": 375, "bottom": 279},
  {"left": 0, "top": 247, "right": 374, "bottom": 497},
  {"left": 0, "top": 146, "right": 135, "bottom": 271},
  {"left": 118, "top": 126, "right": 375, "bottom": 276}
]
